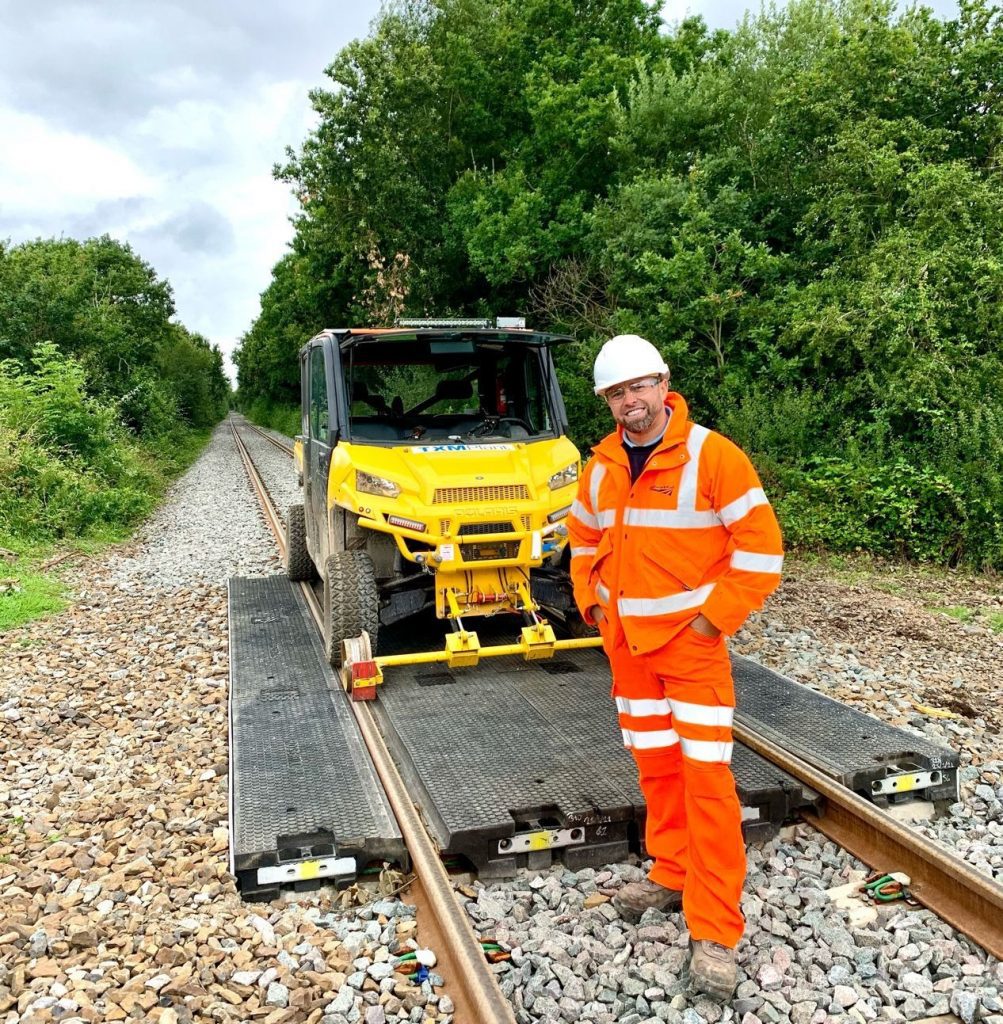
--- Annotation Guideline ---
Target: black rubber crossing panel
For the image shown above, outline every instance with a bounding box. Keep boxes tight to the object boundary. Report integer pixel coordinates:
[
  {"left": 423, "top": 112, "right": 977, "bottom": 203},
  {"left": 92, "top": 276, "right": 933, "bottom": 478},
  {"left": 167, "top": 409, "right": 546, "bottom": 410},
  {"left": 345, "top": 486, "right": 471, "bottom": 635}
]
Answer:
[
  {"left": 228, "top": 577, "right": 405, "bottom": 899},
  {"left": 733, "top": 654, "right": 959, "bottom": 806},
  {"left": 372, "top": 654, "right": 635, "bottom": 878},
  {"left": 372, "top": 616, "right": 806, "bottom": 875},
  {"left": 505, "top": 649, "right": 812, "bottom": 846},
  {"left": 731, "top": 743, "right": 813, "bottom": 843}
]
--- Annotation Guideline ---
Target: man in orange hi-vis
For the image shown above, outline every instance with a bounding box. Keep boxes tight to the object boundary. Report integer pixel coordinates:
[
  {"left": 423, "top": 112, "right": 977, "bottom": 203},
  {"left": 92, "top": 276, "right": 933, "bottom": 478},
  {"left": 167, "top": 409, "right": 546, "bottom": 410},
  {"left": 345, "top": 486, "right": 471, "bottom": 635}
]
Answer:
[{"left": 568, "top": 334, "right": 783, "bottom": 1001}]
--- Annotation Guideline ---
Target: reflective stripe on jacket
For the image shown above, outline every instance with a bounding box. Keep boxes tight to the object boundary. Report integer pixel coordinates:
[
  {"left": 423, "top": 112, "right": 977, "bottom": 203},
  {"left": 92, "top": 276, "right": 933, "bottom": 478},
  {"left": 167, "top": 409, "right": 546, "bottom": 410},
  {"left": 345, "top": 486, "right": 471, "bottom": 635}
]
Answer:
[{"left": 567, "top": 392, "right": 783, "bottom": 653}]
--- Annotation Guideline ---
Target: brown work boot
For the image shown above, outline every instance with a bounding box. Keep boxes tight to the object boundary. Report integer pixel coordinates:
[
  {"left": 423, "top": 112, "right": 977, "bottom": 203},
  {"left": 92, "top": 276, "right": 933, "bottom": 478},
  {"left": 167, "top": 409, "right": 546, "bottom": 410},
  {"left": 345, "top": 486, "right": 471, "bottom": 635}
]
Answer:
[
  {"left": 612, "top": 877, "right": 683, "bottom": 923},
  {"left": 689, "top": 939, "right": 738, "bottom": 1000}
]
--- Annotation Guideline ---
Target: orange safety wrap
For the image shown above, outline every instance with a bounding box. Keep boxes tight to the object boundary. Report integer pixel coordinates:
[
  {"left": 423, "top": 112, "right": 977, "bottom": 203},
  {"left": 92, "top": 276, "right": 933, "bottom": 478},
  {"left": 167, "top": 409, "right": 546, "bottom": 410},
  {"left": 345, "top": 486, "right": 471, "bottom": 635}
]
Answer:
[
  {"left": 608, "top": 625, "right": 746, "bottom": 948},
  {"left": 567, "top": 392, "right": 783, "bottom": 651}
]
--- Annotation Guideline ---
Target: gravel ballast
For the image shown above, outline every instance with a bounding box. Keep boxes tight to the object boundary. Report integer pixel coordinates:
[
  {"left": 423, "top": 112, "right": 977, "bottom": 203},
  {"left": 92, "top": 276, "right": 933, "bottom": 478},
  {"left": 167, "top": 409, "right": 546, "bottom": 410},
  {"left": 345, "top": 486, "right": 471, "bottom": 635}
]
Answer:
[{"left": 2, "top": 419, "right": 1001, "bottom": 1024}]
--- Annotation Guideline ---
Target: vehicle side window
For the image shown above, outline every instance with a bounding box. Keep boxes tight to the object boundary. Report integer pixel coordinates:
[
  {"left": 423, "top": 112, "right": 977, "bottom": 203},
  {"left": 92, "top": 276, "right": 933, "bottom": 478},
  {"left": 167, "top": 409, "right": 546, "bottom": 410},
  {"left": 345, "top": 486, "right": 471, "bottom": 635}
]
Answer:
[
  {"left": 301, "top": 355, "right": 310, "bottom": 436},
  {"left": 310, "top": 347, "right": 329, "bottom": 439}
]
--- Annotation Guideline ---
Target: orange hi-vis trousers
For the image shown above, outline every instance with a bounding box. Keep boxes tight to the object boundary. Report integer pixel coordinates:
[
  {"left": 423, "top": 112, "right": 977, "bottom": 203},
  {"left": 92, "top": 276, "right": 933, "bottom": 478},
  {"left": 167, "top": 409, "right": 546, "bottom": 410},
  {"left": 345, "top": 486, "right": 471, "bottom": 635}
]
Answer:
[{"left": 607, "top": 623, "right": 746, "bottom": 948}]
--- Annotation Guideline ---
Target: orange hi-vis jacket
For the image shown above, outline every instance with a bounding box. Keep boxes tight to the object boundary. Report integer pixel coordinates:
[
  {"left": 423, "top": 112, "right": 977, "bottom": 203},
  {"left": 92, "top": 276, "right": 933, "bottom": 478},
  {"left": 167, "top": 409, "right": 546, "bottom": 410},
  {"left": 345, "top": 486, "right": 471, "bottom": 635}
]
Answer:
[{"left": 568, "top": 393, "right": 783, "bottom": 653}]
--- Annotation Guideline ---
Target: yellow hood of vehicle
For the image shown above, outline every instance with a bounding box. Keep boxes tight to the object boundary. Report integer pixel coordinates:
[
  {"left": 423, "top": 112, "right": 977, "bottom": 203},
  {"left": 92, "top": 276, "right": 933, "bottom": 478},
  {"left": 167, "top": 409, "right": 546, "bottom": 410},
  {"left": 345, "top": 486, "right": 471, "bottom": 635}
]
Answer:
[{"left": 330, "top": 436, "right": 581, "bottom": 510}]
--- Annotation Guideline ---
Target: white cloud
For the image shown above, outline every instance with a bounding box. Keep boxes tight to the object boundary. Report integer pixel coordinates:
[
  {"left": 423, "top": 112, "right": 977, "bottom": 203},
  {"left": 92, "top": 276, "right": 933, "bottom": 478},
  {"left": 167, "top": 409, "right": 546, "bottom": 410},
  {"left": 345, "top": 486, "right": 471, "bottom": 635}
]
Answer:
[
  {"left": 660, "top": 0, "right": 695, "bottom": 26},
  {"left": 0, "top": 83, "right": 304, "bottom": 379},
  {"left": 0, "top": 0, "right": 379, "bottom": 383},
  {"left": 0, "top": 107, "right": 155, "bottom": 214},
  {"left": 122, "top": 79, "right": 315, "bottom": 370}
]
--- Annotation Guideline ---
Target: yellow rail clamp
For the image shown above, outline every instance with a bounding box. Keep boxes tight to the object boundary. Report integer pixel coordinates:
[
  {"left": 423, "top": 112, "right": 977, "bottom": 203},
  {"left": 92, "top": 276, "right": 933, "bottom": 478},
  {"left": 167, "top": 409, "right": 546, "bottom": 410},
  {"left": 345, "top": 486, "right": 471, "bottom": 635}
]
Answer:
[
  {"left": 519, "top": 622, "right": 557, "bottom": 660},
  {"left": 445, "top": 631, "right": 481, "bottom": 668}
]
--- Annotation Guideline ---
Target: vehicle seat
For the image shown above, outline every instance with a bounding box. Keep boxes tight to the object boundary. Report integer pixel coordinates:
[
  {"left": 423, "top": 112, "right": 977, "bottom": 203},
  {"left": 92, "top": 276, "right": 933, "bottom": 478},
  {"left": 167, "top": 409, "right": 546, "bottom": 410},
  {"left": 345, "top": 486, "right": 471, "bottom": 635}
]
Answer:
[{"left": 350, "top": 382, "right": 391, "bottom": 416}]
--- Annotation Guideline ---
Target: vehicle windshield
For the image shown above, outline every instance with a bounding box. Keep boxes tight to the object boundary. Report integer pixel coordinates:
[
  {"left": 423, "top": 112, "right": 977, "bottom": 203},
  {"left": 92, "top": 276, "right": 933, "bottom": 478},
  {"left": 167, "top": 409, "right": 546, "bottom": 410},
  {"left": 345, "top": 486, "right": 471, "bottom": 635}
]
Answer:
[{"left": 345, "top": 337, "right": 555, "bottom": 444}]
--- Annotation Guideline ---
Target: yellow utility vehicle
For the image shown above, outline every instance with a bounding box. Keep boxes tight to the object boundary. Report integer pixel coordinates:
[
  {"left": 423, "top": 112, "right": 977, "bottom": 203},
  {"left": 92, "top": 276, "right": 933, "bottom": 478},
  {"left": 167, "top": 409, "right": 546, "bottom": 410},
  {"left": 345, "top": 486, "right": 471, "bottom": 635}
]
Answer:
[{"left": 288, "top": 319, "right": 599, "bottom": 695}]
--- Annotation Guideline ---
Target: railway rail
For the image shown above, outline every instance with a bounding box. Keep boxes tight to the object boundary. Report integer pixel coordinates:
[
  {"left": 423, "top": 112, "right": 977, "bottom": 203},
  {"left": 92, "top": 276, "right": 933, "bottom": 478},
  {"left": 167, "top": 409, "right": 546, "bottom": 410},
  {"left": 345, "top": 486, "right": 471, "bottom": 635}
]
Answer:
[
  {"left": 229, "top": 415, "right": 1003, "bottom": 983},
  {"left": 230, "top": 418, "right": 517, "bottom": 1024},
  {"left": 242, "top": 419, "right": 295, "bottom": 459}
]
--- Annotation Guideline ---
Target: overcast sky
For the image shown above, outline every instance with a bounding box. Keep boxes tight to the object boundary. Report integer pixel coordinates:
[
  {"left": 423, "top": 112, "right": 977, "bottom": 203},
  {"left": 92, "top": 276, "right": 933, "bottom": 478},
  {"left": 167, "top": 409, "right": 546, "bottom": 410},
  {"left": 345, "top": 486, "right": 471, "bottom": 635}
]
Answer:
[{"left": 1, "top": 0, "right": 957, "bottom": 382}]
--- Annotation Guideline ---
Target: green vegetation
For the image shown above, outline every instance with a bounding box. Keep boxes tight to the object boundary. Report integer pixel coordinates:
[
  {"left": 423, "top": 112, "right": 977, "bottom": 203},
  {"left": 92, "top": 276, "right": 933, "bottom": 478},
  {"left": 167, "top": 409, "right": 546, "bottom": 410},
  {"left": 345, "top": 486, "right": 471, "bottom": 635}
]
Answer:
[
  {"left": 0, "top": 235, "right": 230, "bottom": 627},
  {"left": 924, "top": 600, "right": 1003, "bottom": 633},
  {"left": 1, "top": 345, "right": 155, "bottom": 540},
  {"left": 235, "top": 0, "right": 1003, "bottom": 570},
  {"left": 934, "top": 605, "right": 975, "bottom": 623},
  {"left": 0, "top": 236, "right": 230, "bottom": 437},
  {"left": 0, "top": 557, "right": 66, "bottom": 631},
  {"left": 243, "top": 398, "right": 300, "bottom": 439}
]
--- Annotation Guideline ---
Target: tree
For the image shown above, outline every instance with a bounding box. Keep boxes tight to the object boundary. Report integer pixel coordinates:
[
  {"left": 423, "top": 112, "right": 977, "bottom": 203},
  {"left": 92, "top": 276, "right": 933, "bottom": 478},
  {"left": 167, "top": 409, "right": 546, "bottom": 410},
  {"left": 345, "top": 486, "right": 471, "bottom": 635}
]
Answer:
[
  {"left": 0, "top": 236, "right": 174, "bottom": 395},
  {"left": 239, "top": 0, "right": 1003, "bottom": 567},
  {"left": 0, "top": 235, "right": 229, "bottom": 435}
]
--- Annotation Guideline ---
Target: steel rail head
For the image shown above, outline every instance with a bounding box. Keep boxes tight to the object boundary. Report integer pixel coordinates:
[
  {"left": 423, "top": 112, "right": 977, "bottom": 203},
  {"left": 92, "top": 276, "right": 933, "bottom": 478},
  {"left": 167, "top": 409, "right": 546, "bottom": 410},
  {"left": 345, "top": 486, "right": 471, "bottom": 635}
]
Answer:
[
  {"left": 734, "top": 721, "right": 1003, "bottom": 961},
  {"left": 349, "top": 699, "right": 518, "bottom": 1024},
  {"left": 230, "top": 420, "right": 287, "bottom": 554}
]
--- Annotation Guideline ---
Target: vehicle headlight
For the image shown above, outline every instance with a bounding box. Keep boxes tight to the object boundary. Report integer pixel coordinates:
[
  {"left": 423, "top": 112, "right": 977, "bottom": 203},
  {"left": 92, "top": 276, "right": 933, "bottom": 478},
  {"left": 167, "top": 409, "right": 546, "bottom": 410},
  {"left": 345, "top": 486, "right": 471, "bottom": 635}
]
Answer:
[
  {"left": 356, "top": 470, "right": 401, "bottom": 498},
  {"left": 548, "top": 462, "right": 579, "bottom": 490}
]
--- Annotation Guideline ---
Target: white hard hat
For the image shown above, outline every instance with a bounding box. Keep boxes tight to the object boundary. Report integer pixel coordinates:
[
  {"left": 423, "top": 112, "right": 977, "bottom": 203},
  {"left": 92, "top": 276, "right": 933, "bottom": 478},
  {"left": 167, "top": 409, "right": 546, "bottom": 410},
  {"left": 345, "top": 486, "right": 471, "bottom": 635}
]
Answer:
[{"left": 593, "top": 334, "right": 669, "bottom": 394}]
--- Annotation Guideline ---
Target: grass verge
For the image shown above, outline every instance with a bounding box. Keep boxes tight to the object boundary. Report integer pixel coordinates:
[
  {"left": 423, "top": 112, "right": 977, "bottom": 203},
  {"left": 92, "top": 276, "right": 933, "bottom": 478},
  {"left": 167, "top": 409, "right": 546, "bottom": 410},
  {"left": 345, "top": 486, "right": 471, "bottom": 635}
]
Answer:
[
  {"left": 0, "top": 425, "right": 215, "bottom": 633},
  {"left": 0, "top": 544, "right": 69, "bottom": 631}
]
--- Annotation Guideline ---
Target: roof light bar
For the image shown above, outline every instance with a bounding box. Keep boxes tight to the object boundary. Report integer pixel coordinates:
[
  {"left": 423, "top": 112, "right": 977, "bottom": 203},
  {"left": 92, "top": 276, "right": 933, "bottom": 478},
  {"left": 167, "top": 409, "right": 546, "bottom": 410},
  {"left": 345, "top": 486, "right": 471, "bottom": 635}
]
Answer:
[{"left": 396, "top": 318, "right": 492, "bottom": 328}]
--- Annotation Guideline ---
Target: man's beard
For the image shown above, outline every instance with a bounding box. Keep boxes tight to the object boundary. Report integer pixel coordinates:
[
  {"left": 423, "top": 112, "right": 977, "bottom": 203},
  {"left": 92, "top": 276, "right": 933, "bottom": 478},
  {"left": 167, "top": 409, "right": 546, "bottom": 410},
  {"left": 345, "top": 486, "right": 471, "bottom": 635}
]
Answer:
[{"left": 615, "top": 403, "right": 662, "bottom": 435}]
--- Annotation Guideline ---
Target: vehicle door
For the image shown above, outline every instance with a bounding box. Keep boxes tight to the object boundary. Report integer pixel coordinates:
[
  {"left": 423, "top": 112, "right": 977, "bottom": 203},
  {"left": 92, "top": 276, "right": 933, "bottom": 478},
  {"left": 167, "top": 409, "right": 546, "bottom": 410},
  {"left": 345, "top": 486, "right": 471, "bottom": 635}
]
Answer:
[{"left": 306, "top": 343, "right": 333, "bottom": 567}]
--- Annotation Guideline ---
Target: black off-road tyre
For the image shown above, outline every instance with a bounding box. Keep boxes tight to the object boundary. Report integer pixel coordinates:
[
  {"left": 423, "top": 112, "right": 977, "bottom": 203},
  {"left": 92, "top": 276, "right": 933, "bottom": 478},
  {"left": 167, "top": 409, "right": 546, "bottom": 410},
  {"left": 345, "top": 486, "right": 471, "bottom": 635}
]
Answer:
[
  {"left": 285, "top": 504, "right": 316, "bottom": 581},
  {"left": 323, "top": 549, "right": 380, "bottom": 667}
]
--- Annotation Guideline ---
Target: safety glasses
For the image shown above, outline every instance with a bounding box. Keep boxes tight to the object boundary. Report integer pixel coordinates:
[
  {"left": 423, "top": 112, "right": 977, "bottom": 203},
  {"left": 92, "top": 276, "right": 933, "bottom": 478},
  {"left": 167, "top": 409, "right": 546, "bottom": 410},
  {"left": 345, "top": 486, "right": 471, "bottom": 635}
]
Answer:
[{"left": 603, "top": 377, "right": 662, "bottom": 405}]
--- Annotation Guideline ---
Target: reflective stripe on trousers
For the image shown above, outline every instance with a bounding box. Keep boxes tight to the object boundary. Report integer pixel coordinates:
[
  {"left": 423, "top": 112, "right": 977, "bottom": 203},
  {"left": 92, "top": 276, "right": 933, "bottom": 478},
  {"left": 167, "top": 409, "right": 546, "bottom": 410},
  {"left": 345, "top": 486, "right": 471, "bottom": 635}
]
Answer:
[{"left": 605, "top": 623, "right": 746, "bottom": 948}]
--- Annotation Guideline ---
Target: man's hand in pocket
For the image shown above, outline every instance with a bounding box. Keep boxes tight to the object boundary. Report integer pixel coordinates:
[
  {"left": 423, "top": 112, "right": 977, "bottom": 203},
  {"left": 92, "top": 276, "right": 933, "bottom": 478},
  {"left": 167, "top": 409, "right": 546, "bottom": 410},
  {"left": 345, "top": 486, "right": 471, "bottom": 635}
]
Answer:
[{"left": 689, "top": 614, "right": 721, "bottom": 638}]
